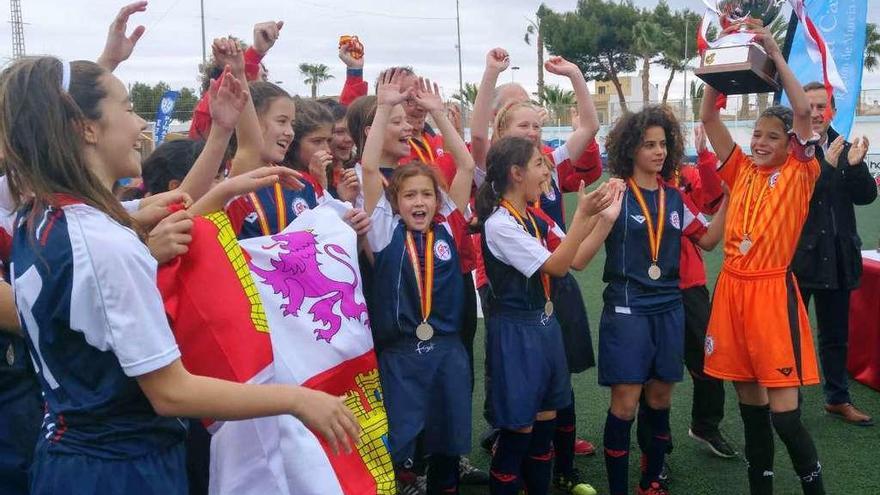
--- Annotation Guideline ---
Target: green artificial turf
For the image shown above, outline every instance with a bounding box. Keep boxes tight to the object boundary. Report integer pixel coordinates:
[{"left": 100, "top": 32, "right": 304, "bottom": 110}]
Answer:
[{"left": 460, "top": 177, "right": 880, "bottom": 494}]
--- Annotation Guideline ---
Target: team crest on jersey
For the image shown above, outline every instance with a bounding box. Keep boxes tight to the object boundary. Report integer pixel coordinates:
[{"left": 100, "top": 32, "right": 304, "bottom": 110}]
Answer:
[
  {"left": 291, "top": 198, "right": 310, "bottom": 215},
  {"left": 436, "top": 148, "right": 445, "bottom": 157},
  {"left": 433, "top": 239, "right": 452, "bottom": 261},
  {"left": 245, "top": 212, "right": 259, "bottom": 224},
  {"left": 769, "top": 171, "right": 781, "bottom": 189},
  {"left": 705, "top": 335, "right": 715, "bottom": 356},
  {"left": 669, "top": 211, "right": 681, "bottom": 230},
  {"left": 545, "top": 188, "right": 557, "bottom": 201},
  {"left": 630, "top": 215, "right": 646, "bottom": 224}
]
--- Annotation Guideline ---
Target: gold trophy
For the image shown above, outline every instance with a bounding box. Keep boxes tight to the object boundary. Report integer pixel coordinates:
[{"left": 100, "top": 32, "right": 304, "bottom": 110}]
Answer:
[{"left": 694, "top": 0, "right": 785, "bottom": 94}]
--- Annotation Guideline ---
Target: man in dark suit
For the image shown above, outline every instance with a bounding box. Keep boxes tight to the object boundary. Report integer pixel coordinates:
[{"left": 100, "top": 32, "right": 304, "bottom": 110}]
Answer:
[{"left": 792, "top": 81, "right": 877, "bottom": 426}]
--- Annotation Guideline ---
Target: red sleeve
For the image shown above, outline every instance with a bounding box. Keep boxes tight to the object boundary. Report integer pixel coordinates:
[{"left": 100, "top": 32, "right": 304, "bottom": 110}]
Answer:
[
  {"left": 188, "top": 93, "right": 212, "bottom": 140},
  {"left": 531, "top": 207, "right": 563, "bottom": 252},
  {"left": 693, "top": 150, "right": 724, "bottom": 214},
  {"left": 557, "top": 139, "right": 602, "bottom": 192},
  {"left": 340, "top": 69, "right": 368, "bottom": 106},
  {"left": 681, "top": 193, "right": 708, "bottom": 243},
  {"left": 225, "top": 196, "right": 251, "bottom": 236},
  {"left": 0, "top": 228, "right": 11, "bottom": 268},
  {"left": 244, "top": 47, "right": 265, "bottom": 82}
]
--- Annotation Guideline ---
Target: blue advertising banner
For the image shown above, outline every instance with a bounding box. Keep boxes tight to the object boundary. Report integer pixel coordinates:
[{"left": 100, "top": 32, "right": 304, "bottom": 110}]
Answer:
[
  {"left": 782, "top": 0, "right": 867, "bottom": 138},
  {"left": 154, "top": 90, "right": 180, "bottom": 146}
]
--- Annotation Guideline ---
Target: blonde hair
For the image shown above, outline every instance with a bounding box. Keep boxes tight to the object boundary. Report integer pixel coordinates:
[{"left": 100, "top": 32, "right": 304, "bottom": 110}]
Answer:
[{"left": 492, "top": 101, "right": 553, "bottom": 192}]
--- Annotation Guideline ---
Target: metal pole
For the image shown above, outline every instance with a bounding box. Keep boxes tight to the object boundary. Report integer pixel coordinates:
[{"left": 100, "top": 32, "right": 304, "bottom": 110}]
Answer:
[
  {"left": 200, "top": 0, "right": 207, "bottom": 64},
  {"left": 683, "top": 17, "right": 689, "bottom": 122},
  {"left": 455, "top": 0, "right": 465, "bottom": 116}
]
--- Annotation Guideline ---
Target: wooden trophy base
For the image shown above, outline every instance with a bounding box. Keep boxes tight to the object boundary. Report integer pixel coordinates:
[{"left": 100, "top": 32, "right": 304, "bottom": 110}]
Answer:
[{"left": 695, "top": 43, "right": 780, "bottom": 95}]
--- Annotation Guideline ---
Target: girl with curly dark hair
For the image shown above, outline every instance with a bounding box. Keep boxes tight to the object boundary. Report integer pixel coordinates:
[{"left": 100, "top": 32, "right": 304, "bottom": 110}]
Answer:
[{"left": 582, "top": 105, "right": 725, "bottom": 495}]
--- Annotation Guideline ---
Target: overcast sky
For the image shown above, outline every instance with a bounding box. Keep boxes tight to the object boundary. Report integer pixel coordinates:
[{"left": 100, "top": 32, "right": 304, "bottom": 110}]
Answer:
[{"left": 2, "top": 0, "right": 879, "bottom": 102}]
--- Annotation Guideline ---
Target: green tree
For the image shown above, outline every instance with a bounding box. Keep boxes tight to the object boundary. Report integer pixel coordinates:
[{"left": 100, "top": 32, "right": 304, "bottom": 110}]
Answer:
[
  {"left": 525, "top": 5, "right": 552, "bottom": 104},
  {"left": 632, "top": 12, "right": 664, "bottom": 106},
  {"left": 541, "top": 0, "right": 639, "bottom": 112},
  {"left": 865, "top": 23, "right": 880, "bottom": 71},
  {"left": 654, "top": 3, "right": 701, "bottom": 104},
  {"left": 451, "top": 82, "right": 479, "bottom": 110},
  {"left": 130, "top": 81, "right": 200, "bottom": 122},
  {"left": 299, "top": 63, "right": 335, "bottom": 99}
]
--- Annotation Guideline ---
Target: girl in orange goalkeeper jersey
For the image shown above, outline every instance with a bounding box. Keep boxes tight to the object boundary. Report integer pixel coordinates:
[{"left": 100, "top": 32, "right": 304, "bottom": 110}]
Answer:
[{"left": 700, "top": 26, "right": 824, "bottom": 495}]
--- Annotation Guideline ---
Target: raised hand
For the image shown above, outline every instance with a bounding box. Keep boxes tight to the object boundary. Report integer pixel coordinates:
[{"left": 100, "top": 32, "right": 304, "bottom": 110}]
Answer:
[
  {"left": 825, "top": 135, "right": 845, "bottom": 167},
  {"left": 694, "top": 124, "right": 708, "bottom": 154},
  {"left": 847, "top": 136, "right": 870, "bottom": 166},
  {"left": 446, "top": 102, "right": 463, "bottom": 137},
  {"left": 752, "top": 26, "right": 782, "bottom": 58},
  {"left": 414, "top": 77, "right": 444, "bottom": 114},
  {"left": 338, "top": 36, "right": 365, "bottom": 69},
  {"left": 544, "top": 56, "right": 580, "bottom": 77},
  {"left": 147, "top": 209, "right": 194, "bottom": 264},
  {"left": 253, "top": 21, "right": 284, "bottom": 56},
  {"left": 485, "top": 47, "right": 510, "bottom": 74},
  {"left": 212, "top": 37, "right": 245, "bottom": 77},
  {"left": 209, "top": 66, "right": 249, "bottom": 131},
  {"left": 376, "top": 69, "right": 414, "bottom": 107},
  {"left": 97, "top": 1, "right": 147, "bottom": 72}
]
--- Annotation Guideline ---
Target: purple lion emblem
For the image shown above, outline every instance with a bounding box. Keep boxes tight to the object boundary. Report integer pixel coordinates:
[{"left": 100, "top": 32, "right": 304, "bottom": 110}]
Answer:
[{"left": 251, "top": 230, "right": 368, "bottom": 342}]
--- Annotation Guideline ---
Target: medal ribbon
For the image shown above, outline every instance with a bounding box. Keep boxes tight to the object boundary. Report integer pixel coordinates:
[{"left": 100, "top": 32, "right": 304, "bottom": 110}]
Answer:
[
  {"left": 405, "top": 229, "right": 435, "bottom": 324},
  {"left": 741, "top": 169, "right": 770, "bottom": 239},
  {"left": 409, "top": 134, "right": 436, "bottom": 165},
  {"left": 626, "top": 178, "right": 666, "bottom": 265},
  {"left": 247, "top": 182, "right": 287, "bottom": 236},
  {"left": 499, "top": 200, "right": 552, "bottom": 305}
]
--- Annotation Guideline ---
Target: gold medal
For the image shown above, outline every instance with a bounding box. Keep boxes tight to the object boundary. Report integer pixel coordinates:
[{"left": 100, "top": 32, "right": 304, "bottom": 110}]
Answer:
[
  {"left": 544, "top": 301, "right": 554, "bottom": 317},
  {"left": 416, "top": 322, "right": 434, "bottom": 341},
  {"left": 648, "top": 263, "right": 662, "bottom": 280},
  {"left": 5, "top": 344, "right": 13, "bottom": 366},
  {"left": 739, "top": 237, "right": 753, "bottom": 255}
]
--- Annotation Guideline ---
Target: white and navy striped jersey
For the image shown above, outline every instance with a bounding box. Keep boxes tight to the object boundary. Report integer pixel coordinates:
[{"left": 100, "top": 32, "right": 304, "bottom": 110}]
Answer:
[{"left": 10, "top": 198, "right": 186, "bottom": 458}]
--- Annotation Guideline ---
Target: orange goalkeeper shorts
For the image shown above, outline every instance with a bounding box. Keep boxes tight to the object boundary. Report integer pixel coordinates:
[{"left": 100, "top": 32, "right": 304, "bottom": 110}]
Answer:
[{"left": 704, "top": 263, "right": 819, "bottom": 388}]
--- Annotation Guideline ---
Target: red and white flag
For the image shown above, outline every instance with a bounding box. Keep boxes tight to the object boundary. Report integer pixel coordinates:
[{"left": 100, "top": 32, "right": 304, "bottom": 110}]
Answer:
[{"left": 158, "top": 200, "right": 395, "bottom": 495}]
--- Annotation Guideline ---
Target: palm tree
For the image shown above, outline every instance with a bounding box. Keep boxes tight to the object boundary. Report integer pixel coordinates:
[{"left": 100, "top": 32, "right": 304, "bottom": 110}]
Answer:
[
  {"left": 865, "top": 23, "right": 880, "bottom": 71},
  {"left": 452, "top": 82, "right": 479, "bottom": 110},
  {"left": 656, "top": 5, "right": 701, "bottom": 104},
  {"left": 690, "top": 80, "right": 704, "bottom": 121},
  {"left": 632, "top": 14, "right": 664, "bottom": 106},
  {"left": 540, "top": 84, "right": 575, "bottom": 124},
  {"left": 525, "top": 5, "right": 552, "bottom": 104},
  {"left": 299, "top": 63, "right": 334, "bottom": 99}
]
